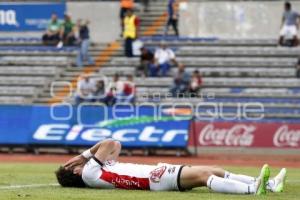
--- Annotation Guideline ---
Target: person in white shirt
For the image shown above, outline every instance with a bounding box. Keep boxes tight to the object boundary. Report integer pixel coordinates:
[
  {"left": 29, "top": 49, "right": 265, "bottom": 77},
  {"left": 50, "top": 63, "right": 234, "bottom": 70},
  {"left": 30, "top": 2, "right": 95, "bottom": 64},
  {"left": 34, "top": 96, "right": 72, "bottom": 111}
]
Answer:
[
  {"left": 279, "top": 2, "right": 300, "bottom": 46},
  {"left": 106, "top": 74, "right": 124, "bottom": 105},
  {"left": 56, "top": 139, "right": 287, "bottom": 195},
  {"left": 75, "top": 74, "right": 95, "bottom": 104},
  {"left": 150, "top": 43, "right": 180, "bottom": 76}
]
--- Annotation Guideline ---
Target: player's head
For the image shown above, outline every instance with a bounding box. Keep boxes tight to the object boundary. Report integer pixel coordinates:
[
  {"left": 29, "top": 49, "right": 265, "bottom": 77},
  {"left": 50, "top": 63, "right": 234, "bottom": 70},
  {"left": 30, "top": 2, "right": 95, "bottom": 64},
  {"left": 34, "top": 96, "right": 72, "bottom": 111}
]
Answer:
[
  {"left": 55, "top": 166, "right": 86, "bottom": 188},
  {"left": 285, "top": 2, "right": 291, "bottom": 11}
]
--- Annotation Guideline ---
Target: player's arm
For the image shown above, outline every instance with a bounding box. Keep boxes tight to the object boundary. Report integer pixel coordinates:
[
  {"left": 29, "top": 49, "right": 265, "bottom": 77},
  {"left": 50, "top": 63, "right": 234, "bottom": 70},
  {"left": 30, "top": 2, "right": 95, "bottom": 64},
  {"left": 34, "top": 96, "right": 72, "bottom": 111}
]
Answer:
[
  {"left": 64, "top": 139, "right": 120, "bottom": 169},
  {"left": 93, "top": 139, "right": 121, "bottom": 164}
]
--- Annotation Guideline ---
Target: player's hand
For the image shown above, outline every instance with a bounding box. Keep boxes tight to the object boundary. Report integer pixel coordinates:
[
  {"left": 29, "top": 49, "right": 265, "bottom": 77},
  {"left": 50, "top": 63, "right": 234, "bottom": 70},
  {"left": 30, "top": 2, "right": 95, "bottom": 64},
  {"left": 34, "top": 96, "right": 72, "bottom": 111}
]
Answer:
[{"left": 64, "top": 155, "right": 87, "bottom": 170}]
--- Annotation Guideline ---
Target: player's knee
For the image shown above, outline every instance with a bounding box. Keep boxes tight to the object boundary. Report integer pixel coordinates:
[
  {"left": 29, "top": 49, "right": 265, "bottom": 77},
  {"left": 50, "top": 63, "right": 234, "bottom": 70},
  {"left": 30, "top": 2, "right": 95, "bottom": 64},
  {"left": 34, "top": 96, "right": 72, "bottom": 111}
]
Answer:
[
  {"left": 198, "top": 170, "right": 214, "bottom": 184},
  {"left": 210, "top": 166, "right": 225, "bottom": 177}
]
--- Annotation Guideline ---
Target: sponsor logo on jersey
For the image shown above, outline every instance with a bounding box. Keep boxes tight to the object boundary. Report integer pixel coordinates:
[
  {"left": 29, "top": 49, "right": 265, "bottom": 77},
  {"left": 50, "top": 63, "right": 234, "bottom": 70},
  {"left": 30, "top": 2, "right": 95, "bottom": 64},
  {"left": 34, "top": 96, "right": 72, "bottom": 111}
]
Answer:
[
  {"left": 168, "top": 166, "right": 176, "bottom": 174},
  {"left": 101, "top": 169, "right": 150, "bottom": 190},
  {"left": 150, "top": 166, "right": 167, "bottom": 183}
]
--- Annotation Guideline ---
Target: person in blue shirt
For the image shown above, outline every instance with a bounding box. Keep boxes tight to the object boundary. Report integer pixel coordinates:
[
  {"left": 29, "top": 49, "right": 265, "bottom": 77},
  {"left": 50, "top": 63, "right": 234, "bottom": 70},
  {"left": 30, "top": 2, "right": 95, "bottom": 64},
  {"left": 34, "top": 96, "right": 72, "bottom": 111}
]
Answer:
[{"left": 164, "top": 0, "right": 179, "bottom": 36}]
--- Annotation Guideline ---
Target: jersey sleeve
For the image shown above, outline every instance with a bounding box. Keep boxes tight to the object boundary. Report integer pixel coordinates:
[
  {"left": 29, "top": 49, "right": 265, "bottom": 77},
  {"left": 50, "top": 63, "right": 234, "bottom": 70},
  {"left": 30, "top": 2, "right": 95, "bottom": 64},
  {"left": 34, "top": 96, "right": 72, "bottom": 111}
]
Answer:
[{"left": 82, "top": 158, "right": 102, "bottom": 187}]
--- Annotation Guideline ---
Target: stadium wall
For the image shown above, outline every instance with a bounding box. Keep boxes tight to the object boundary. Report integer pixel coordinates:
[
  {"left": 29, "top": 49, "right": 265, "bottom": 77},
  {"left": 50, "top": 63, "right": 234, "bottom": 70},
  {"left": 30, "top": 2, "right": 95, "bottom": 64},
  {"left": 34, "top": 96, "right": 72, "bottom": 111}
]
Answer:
[
  {"left": 180, "top": 1, "right": 300, "bottom": 38},
  {"left": 0, "top": 105, "right": 189, "bottom": 148},
  {"left": 188, "top": 121, "right": 300, "bottom": 155},
  {"left": 0, "top": 105, "right": 299, "bottom": 154}
]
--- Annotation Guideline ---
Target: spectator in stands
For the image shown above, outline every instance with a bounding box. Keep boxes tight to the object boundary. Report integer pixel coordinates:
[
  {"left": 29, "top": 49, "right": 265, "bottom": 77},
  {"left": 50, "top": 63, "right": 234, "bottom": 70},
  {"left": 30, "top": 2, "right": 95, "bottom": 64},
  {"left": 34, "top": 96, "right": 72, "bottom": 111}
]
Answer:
[
  {"left": 120, "top": 0, "right": 134, "bottom": 33},
  {"left": 296, "top": 58, "right": 300, "bottom": 78},
  {"left": 60, "top": 13, "right": 76, "bottom": 46},
  {"left": 117, "top": 75, "right": 136, "bottom": 103},
  {"left": 91, "top": 80, "right": 108, "bottom": 104},
  {"left": 279, "top": 2, "right": 300, "bottom": 47},
  {"left": 123, "top": 9, "right": 140, "bottom": 57},
  {"left": 188, "top": 70, "right": 202, "bottom": 97},
  {"left": 142, "top": 0, "right": 150, "bottom": 12},
  {"left": 136, "top": 47, "right": 154, "bottom": 77},
  {"left": 75, "top": 74, "right": 95, "bottom": 105},
  {"left": 42, "top": 13, "right": 61, "bottom": 45},
  {"left": 150, "top": 42, "right": 180, "bottom": 77},
  {"left": 164, "top": 0, "right": 179, "bottom": 36},
  {"left": 76, "top": 19, "right": 95, "bottom": 67},
  {"left": 106, "top": 74, "right": 124, "bottom": 105},
  {"left": 170, "top": 65, "right": 190, "bottom": 97}
]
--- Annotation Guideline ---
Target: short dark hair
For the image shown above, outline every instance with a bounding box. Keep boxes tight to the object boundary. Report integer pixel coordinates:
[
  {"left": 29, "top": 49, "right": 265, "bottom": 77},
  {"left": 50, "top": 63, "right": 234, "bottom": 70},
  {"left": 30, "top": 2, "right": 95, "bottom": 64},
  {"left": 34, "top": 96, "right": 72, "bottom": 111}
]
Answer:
[
  {"left": 285, "top": 2, "right": 291, "bottom": 10},
  {"left": 55, "top": 166, "right": 86, "bottom": 188}
]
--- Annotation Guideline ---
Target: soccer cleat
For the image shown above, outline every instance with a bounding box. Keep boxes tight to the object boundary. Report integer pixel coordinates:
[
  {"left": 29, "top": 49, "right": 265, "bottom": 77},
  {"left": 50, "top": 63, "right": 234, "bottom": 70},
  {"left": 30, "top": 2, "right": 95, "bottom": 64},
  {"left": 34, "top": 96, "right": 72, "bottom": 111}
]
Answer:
[
  {"left": 271, "top": 168, "right": 287, "bottom": 193},
  {"left": 256, "top": 164, "right": 270, "bottom": 195}
]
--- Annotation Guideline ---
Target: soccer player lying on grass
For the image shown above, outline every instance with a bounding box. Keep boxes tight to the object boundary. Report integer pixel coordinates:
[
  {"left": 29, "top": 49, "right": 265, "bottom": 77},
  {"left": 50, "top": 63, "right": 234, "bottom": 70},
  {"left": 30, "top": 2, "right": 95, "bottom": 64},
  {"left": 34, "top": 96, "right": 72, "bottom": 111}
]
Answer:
[{"left": 56, "top": 139, "right": 286, "bottom": 195}]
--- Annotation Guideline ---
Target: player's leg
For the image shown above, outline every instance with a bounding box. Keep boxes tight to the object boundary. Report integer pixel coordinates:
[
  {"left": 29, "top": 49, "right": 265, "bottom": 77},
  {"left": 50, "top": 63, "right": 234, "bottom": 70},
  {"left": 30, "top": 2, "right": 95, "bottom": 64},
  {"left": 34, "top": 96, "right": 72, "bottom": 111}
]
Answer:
[
  {"left": 179, "top": 164, "right": 270, "bottom": 195},
  {"left": 224, "top": 170, "right": 256, "bottom": 184},
  {"left": 225, "top": 166, "right": 287, "bottom": 193},
  {"left": 179, "top": 165, "right": 258, "bottom": 194},
  {"left": 267, "top": 168, "right": 287, "bottom": 193}
]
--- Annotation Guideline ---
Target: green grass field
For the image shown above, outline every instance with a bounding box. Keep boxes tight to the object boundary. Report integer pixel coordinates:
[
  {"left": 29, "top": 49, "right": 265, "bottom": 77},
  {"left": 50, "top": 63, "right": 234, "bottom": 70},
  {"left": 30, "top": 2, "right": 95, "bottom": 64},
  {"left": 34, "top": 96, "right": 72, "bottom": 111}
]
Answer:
[{"left": 0, "top": 163, "right": 299, "bottom": 200}]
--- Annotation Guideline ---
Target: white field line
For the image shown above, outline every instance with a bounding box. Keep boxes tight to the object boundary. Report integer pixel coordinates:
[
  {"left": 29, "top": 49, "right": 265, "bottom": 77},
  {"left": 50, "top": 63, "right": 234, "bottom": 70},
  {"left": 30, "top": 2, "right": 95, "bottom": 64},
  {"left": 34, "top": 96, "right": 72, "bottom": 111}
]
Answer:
[{"left": 0, "top": 183, "right": 59, "bottom": 190}]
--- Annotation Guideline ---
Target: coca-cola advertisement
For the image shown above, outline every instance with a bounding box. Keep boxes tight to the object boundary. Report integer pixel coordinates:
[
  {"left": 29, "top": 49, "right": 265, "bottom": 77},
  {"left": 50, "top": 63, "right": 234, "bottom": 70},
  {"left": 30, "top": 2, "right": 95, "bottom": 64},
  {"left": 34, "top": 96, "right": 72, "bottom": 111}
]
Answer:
[{"left": 188, "top": 122, "right": 300, "bottom": 148}]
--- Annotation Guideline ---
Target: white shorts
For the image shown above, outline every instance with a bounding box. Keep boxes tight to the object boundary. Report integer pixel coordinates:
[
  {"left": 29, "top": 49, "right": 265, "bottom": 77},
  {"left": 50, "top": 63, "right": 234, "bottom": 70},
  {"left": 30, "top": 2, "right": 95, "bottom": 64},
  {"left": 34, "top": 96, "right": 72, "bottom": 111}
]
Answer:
[
  {"left": 150, "top": 162, "right": 185, "bottom": 191},
  {"left": 82, "top": 158, "right": 185, "bottom": 191},
  {"left": 280, "top": 25, "right": 298, "bottom": 38}
]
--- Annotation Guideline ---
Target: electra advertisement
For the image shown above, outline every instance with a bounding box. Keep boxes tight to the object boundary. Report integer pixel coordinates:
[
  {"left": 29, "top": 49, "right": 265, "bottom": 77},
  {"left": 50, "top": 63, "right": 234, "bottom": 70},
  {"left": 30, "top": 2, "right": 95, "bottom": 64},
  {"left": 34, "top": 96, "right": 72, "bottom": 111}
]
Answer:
[{"left": 0, "top": 105, "right": 190, "bottom": 148}]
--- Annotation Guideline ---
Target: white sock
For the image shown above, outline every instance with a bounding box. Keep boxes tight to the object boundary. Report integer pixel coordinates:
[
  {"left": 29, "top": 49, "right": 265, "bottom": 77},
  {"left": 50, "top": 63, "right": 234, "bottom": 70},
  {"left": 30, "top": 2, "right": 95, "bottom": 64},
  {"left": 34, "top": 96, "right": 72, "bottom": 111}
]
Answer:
[
  {"left": 224, "top": 171, "right": 256, "bottom": 184},
  {"left": 207, "top": 175, "right": 255, "bottom": 194},
  {"left": 225, "top": 171, "right": 274, "bottom": 191}
]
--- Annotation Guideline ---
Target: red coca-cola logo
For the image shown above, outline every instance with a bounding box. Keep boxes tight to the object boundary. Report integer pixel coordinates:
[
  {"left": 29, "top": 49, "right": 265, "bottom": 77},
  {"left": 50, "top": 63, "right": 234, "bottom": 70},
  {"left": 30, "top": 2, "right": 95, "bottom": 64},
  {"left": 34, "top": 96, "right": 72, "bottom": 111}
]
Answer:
[
  {"left": 199, "top": 124, "right": 255, "bottom": 146},
  {"left": 273, "top": 125, "right": 300, "bottom": 147}
]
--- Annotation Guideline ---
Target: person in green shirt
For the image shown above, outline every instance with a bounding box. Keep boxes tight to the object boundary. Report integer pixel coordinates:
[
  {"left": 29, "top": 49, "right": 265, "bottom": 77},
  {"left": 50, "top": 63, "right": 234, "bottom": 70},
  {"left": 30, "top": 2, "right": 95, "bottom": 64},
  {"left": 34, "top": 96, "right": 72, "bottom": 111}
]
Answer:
[
  {"left": 42, "top": 13, "right": 61, "bottom": 45},
  {"left": 60, "top": 13, "right": 76, "bottom": 46}
]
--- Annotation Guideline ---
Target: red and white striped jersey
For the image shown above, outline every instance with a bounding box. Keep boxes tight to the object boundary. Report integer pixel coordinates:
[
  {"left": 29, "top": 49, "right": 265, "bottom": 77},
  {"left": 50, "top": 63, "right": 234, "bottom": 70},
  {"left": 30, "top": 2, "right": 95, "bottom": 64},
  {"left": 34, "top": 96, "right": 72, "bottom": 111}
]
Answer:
[{"left": 82, "top": 158, "right": 183, "bottom": 191}]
